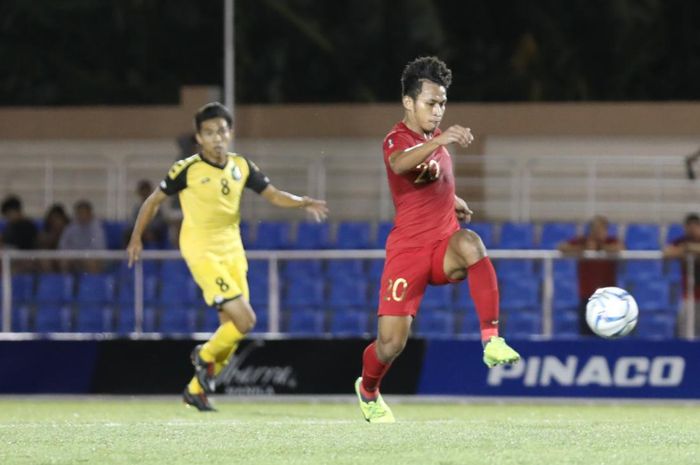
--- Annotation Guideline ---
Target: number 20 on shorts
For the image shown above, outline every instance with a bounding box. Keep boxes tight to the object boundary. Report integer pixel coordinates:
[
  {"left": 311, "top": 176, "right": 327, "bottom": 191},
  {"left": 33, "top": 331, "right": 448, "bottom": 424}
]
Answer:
[{"left": 385, "top": 278, "right": 408, "bottom": 302}]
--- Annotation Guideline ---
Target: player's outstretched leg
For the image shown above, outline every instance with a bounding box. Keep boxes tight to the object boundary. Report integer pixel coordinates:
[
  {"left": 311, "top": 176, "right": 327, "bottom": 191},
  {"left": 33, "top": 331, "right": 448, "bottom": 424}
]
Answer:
[
  {"left": 354, "top": 377, "right": 395, "bottom": 423},
  {"left": 482, "top": 336, "right": 521, "bottom": 368}
]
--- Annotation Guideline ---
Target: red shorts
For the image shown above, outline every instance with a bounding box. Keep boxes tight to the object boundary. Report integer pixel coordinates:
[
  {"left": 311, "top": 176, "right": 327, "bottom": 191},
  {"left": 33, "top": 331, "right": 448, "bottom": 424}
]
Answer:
[{"left": 377, "top": 234, "right": 463, "bottom": 317}]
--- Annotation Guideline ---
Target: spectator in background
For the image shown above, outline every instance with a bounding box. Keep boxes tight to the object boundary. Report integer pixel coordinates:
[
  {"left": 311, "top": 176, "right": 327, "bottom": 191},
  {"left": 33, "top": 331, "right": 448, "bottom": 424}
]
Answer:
[
  {"left": 125, "top": 180, "right": 168, "bottom": 248},
  {"left": 558, "top": 215, "right": 624, "bottom": 335},
  {"left": 37, "top": 203, "right": 70, "bottom": 272},
  {"left": 1, "top": 195, "right": 38, "bottom": 250},
  {"left": 1, "top": 195, "right": 38, "bottom": 272},
  {"left": 663, "top": 213, "right": 700, "bottom": 337},
  {"left": 59, "top": 200, "right": 106, "bottom": 273}
]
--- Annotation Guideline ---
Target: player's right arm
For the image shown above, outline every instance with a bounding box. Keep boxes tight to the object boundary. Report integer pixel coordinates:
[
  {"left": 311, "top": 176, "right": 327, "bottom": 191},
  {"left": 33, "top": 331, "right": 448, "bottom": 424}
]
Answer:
[
  {"left": 127, "top": 188, "right": 168, "bottom": 267},
  {"left": 388, "top": 125, "right": 474, "bottom": 175}
]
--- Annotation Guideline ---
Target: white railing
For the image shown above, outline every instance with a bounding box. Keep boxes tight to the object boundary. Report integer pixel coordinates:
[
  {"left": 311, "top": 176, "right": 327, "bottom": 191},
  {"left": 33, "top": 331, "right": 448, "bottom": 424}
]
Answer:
[
  {"left": 0, "top": 249, "right": 695, "bottom": 339},
  {"left": 1, "top": 153, "right": 697, "bottom": 222}
]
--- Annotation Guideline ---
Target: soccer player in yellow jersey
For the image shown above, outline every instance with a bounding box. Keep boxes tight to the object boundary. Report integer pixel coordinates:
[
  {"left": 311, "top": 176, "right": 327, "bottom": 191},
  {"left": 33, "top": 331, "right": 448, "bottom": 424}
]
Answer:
[{"left": 127, "top": 102, "right": 328, "bottom": 411}]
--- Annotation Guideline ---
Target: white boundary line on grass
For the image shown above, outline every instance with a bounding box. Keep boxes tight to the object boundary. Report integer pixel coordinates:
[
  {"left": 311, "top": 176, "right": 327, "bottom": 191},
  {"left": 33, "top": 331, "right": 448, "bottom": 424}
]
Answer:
[{"left": 1, "top": 394, "right": 699, "bottom": 406}]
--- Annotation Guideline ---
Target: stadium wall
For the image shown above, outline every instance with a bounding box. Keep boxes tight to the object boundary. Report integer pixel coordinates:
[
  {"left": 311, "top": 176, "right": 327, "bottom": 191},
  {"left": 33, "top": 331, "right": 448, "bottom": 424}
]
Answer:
[{"left": 1, "top": 339, "right": 698, "bottom": 398}]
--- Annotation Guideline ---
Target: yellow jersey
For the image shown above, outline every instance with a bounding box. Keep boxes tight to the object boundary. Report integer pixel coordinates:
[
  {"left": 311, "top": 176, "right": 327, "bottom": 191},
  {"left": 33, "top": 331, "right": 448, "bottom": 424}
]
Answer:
[{"left": 160, "top": 153, "right": 270, "bottom": 262}]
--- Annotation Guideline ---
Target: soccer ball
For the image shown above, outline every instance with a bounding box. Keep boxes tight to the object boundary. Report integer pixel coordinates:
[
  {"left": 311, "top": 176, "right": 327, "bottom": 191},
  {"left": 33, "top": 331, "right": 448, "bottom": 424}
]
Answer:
[{"left": 585, "top": 287, "right": 638, "bottom": 338}]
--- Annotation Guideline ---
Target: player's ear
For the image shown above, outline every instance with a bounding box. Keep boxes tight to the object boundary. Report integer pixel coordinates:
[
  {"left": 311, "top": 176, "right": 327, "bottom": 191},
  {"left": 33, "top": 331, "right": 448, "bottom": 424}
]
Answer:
[
  {"left": 194, "top": 132, "right": 203, "bottom": 146},
  {"left": 402, "top": 95, "right": 414, "bottom": 112}
]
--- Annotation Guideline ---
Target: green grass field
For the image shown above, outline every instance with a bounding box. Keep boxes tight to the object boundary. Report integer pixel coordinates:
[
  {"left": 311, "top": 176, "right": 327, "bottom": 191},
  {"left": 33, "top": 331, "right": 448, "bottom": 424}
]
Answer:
[{"left": 1, "top": 397, "right": 698, "bottom": 465}]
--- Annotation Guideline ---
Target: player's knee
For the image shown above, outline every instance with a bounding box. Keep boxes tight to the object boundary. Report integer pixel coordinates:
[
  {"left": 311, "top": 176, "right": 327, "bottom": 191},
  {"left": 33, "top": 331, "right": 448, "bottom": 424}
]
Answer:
[
  {"left": 377, "top": 335, "right": 407, "bottom": 361},
  {"left": 457, "top": 229, "right": 486, "bottom": 257}
]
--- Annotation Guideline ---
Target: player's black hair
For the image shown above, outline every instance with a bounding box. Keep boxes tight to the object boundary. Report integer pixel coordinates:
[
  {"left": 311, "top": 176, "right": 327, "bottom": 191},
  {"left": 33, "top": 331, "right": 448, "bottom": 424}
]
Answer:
[
  {"left": 194, "top": 102, "right": 233, "bottom": 132},
  {"left": 401, "top": 56, "right": 453, "bottom": 99},
  {"left": 1, "top": 195, "right": 22, "bottom": 215},
  {"left": 685, "top": 213, "right": 700, "bottom": 225}
]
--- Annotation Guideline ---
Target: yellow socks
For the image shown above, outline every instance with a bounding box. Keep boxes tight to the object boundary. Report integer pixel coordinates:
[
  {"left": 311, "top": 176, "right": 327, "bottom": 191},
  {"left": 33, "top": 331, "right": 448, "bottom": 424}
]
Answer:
[
  {"left": 199, "top": 321, "right": 244, "bottom": 363},
  {"left": 186, "top": 322, "right": 244, "bottom": 394}
]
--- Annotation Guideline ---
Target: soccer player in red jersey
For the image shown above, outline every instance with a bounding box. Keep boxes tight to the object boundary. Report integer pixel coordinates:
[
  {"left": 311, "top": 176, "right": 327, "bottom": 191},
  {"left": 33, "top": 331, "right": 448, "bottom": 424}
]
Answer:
[{"left": 355, "top": 57, "right": 520, "bottom": 422}]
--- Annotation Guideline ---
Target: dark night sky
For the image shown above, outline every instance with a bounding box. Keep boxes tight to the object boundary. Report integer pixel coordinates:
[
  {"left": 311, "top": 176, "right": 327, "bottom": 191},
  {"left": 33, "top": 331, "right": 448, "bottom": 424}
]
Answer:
[{"left": 2, "top": 0, "right": 700, "bottom": 105}]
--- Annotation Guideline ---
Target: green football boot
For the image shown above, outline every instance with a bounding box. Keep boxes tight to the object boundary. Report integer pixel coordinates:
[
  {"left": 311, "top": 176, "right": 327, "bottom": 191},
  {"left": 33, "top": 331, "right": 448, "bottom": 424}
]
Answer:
[
  {"left": 483, "top": 336, "right": 521, "bottom": 368},
  {"left": 354, "top": 377, "right": 396, "bottom": 423}
]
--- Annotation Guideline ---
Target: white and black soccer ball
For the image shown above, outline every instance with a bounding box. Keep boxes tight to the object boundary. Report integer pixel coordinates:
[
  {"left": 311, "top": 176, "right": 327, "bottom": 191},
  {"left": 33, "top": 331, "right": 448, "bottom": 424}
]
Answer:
[{"left": 585, "top": 286, "right": 639, "bottom": 338}]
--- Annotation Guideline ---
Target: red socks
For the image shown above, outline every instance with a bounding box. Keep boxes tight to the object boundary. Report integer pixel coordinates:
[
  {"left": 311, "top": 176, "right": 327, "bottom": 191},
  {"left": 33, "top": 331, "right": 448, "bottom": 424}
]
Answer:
[
  {"left": 360, "top": 341, "right": 390, "bottom": 399},
  {"left": 467, "top": 257, "right": 500, "bottom": 341}
]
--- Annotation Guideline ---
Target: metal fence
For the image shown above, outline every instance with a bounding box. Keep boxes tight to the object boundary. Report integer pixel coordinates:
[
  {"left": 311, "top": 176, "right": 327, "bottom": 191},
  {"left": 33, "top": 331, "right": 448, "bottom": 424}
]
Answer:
[{"left": 0, "top": 249, "right": 696, "bottom": 339}]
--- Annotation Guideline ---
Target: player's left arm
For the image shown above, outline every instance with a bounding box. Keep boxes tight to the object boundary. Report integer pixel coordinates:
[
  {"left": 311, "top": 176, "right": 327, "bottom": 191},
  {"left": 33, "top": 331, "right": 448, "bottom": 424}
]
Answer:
[
  {"left": 454, "top": 195, "right": 473, "bottom": 223},
  {"left": 260, "top": 185, "right": 328, "bottom": 222}
]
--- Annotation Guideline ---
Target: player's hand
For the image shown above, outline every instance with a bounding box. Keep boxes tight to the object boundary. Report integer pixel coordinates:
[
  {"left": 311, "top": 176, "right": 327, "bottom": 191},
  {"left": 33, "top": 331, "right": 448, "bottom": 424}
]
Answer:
[
  {"left": 303, "top": 197, "right": 329, "bottom": 222},
  {"left": 434, "top": 125, "right": 474, "bottom": 148},
  {"left": 126, "top": 238, "right": 143, "bottom": 268},
  {"left": 455, "top": 196, "right": 473, "bottom": 223}
]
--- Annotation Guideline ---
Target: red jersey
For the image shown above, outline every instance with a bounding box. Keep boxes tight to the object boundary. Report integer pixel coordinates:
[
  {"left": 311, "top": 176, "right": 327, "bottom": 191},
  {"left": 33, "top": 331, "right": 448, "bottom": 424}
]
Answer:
[
  {"left": 382, "top": 122, "right": 459, "bottom": 251},
  {"left": 672, "top": 235, "right": 700, "bottom": 299},
  {"left": 567, "top": 236, "right": 621, "bottom": 298}
]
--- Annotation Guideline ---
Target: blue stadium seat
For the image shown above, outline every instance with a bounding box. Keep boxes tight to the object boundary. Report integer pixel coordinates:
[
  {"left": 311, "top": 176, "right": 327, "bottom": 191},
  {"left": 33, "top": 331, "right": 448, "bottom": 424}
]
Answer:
[
  {"left": 421, "top": 285, "right": 453, "bottom": 311},
  {"left": 251, "top": 308, "right": 269, "bottom": 333},
  {"left": 35, "top": 274, "right": 74, "bottom": 304},
  {"left": 117, "top": 275, "right": 159, "bottom": 306},
  {"left": 294, "top": 222, "right": 330, "bottom": 249},
  {"left": 287, "top": 310, "right": 325, "bottom": 334},
  {"left": 540, "top": 222, "right": 577, "bottom": 249},
  {"left": 328, "top": 278, "right": 369, "bottom": 310},
  {"left": 11, "top": 305, "right": 31, "bottom": 332},
  {"left": 335, "top": 221, "right": 372, "bottom": 249},
  {"left": 75, "top": 303, "right": 112, "bottom": 332},
  {"left": 553, "top": 280, "right": 579, "bottom": 310},
  {"left": 114, "top": 305, "right": 155, "bottom": 333},
  {"left": 248, "top": 260, "right": 269, "bottom": 280},
  {"left": 460, "top": 311, "right": 480, "bottom": 336},
  {"left": 665, "top": 260, "right": 682, "bottom": 284},
  {"left": 453, "top": 285, "right": 476, "bottom": 313},
  {"left": 552, "top": 309, "right": 580, "bottom": 337},
  {"left": 620, "top": 260, "right": 663, "bottom": 280},
  {"left": 624, "top": 223, "right": 661, "bottom": 250},
  {"left": 633, "top": 313, "right": 675, "bottom": 338},
  {"left": 76, "top": 274, "right": 115, "bottom": 304},
  {"left": 239, "top": 221, "right": 251, "bottom": 247},
  {"left": 496, "top": 259, "right": 536, "bottom": 278},
  {"left": 553, "top": 258, "right": 578, "bottom": 280},
  {"left": 250, "top": 221, "right": 291, "bottom": 249},
  {"left": 368, "top": 259, "right": 385, "bottom": 280},
  {"left": 159, "top": 259, "right": 191, "bottom": 281},
  {"left": 368, "top": 282, "right": 382, "bottom": 308},
  {"left": 499, "top": 277, "right": 540, "bottom": 311},
  {"left": 249, "top": 278, "right": 269, "bottom": 307},
  {"left": 9, "top": 274, "right": 34, "bottom": 305},
  {"left": 103, "top": 220, "right": 126, "bottom": 250},
  {"left": 326, "top": 259, "right": 365, "bottom": 279},
  {"left": 375, "top": 221, "right": 393, "bottom": 248},
  {"left": 199, "top": 306, "right": 221, "bottom": 332},
  {"left": 159, "top": 304, "right": 197, "bottom": 333},
  {"left": 500, "top": 222, "right": 535, "bottom": 249},
  {"left": 158, "top": 276, "right": 198, "bottom": 305},
  {"left": 506, "top": 312, "right": 541, "bottom": 337},
  {"left": 415, "top": 311, "right": 454, "bottom": 338},
  {"left": 628, "top": 279, "right": 671, "bottom": 313},
  {"left": 34, "top": 304, "right": 70, "bottom": 332},
  {"left": 467, "top": 222, "right": 496, "bottom": 248},
  {"left": 282, "top": 260, "right": 323, "bottom": 279},
  {"left": 665, "top": 223, "right": 684, "bottom": 244},
  {"left": 283, "top": 276, "right": 324, "bottom": 309},
  {"left": 330, "top": 310, "right": 368, "bottom": 336}
]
